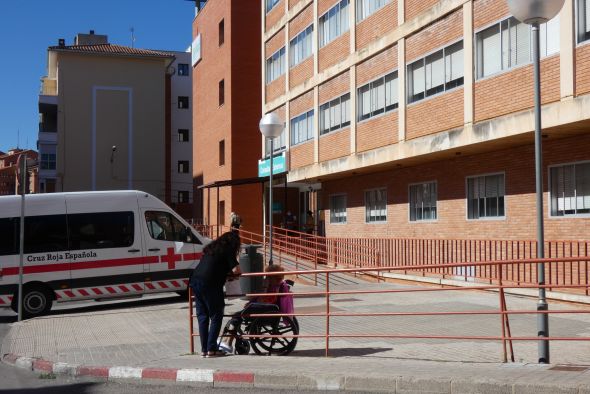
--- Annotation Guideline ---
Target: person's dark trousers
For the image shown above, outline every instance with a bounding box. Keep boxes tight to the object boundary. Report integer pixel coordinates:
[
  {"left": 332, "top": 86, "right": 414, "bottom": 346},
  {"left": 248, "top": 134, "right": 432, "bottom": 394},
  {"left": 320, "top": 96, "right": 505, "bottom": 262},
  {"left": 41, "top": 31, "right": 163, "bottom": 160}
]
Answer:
[{"left": 191, "top": 279, "right": 225, "bottom": 353}]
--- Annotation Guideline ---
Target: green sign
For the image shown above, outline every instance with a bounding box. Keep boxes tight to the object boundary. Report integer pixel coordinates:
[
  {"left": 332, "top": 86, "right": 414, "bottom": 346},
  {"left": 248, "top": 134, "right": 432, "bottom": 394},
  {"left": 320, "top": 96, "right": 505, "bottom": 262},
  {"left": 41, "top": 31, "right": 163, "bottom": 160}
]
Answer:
[{"left": 258, "top": 152, "right": 287, "bottom": 177}]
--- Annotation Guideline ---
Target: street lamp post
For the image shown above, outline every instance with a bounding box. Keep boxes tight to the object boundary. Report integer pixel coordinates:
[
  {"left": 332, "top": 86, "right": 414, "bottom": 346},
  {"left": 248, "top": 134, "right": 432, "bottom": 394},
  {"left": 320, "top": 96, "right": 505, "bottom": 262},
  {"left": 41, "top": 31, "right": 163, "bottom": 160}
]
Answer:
[
  {"left": 507, "top": 0, "right": 565, "bottom": 364},
  {"left": 259, "top": 113, "right": 284, "bottom": 265}
]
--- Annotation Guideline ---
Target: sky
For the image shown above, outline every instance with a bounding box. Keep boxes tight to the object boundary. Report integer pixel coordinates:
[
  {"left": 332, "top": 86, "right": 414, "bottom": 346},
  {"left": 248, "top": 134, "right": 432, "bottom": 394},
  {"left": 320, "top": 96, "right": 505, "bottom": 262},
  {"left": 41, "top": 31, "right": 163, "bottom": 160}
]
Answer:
[{"left": 0, "top": 0, "right": 195, "bottom": 153}]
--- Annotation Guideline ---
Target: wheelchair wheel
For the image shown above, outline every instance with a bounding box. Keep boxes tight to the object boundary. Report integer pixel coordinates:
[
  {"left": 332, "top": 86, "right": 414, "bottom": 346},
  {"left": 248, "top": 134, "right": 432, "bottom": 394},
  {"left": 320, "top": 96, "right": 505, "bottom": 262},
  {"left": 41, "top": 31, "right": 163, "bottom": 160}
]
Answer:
[
  {"left": 248, "top": 316, "right": 298, "bottom": 356},
  {"left": 235, "top": 338, "right": 251, "bottom": 355}
]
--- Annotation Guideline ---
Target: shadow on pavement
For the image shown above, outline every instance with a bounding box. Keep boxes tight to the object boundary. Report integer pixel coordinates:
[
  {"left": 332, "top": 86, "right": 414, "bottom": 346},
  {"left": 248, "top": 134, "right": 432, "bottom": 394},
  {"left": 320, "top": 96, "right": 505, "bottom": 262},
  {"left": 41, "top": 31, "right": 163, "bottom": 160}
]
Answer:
[
  {"left": 45, "top": 294, "right": 186, "bottom": 317},
  {"left": 290, "top": 347, "right": 391, "bottom": 357},
  {"left": 0, "top": 383, "right": 99, "bottom": 394},
  {"left": 0, "top": 316, "right": 17, "bottom": 324}
]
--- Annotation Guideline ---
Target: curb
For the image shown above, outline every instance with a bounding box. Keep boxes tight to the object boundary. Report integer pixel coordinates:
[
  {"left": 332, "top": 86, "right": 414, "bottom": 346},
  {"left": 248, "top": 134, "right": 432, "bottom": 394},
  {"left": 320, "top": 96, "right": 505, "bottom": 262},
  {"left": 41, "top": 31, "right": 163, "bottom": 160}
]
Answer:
[
  {"left": 3, "top": 353, "right": 251, "bottom": 388},
  {"left": 4, "top": 353, "right": 590, "bottom": 393}
]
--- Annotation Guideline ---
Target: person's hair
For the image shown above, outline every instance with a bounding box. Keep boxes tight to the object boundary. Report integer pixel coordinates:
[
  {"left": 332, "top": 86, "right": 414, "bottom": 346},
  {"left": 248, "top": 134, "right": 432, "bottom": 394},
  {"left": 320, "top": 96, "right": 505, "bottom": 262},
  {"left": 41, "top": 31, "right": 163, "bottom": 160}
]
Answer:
[
  {"left": 307, "top": 210, "right": 312, "bottom": 216},
  {"left": 203, "top": 231, "right": 241, "bottom": 257},
  {"left": 265, "top": 264, "right": 285, "bottom": 282}
]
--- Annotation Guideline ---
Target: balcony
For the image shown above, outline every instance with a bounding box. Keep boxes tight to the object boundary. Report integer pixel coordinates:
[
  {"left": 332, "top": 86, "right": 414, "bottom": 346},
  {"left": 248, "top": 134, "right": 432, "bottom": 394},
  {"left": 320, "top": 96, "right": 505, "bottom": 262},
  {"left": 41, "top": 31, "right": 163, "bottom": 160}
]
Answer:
[{"left": 39, "top": 77, "right": 57, "bottom": 105}]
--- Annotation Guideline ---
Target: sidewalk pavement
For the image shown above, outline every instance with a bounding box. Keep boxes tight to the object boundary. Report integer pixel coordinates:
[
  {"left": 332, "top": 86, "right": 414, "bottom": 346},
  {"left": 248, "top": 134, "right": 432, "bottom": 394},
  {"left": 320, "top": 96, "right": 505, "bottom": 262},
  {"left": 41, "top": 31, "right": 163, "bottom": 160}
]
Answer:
[{"left": 2, "top": 280, "right": 590, "bottom": 392}]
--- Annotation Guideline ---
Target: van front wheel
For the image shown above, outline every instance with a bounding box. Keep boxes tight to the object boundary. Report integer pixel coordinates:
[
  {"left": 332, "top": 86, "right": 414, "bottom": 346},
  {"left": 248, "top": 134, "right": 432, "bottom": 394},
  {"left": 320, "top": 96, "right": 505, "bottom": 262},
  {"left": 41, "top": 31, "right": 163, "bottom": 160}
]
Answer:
[{"left": 11, "top": 286, "right": 53, "bottom": 319}]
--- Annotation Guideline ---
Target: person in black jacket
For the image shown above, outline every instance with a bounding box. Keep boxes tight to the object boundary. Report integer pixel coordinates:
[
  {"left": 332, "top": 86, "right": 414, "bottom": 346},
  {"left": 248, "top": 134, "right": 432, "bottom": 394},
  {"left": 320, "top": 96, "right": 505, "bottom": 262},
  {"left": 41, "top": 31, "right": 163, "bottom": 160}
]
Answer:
[{"left": 190, "top": 231, "right": 241, "bottom": 357}]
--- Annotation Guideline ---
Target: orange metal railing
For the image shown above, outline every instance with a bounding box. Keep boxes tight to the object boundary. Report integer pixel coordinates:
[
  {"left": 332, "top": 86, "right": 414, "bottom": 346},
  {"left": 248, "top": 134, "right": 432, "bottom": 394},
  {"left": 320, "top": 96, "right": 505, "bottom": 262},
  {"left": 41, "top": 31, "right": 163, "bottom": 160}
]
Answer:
[{"left": 188, "top": 257, "right": 590, "bottom": 362}]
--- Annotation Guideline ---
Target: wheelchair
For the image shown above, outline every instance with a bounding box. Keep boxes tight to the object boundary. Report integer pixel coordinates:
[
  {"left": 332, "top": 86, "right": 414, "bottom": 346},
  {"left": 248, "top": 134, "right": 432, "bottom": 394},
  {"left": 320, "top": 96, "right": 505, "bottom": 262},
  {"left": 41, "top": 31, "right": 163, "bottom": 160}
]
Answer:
[{"left": 220, "top": 285, "right": 299, "bottom": 356}]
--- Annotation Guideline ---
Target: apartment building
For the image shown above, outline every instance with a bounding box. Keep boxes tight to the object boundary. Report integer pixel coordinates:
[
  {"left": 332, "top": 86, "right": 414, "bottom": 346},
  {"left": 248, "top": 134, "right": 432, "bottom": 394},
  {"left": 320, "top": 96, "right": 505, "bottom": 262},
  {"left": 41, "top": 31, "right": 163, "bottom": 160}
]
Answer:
[
  {"left": 167, "top": 51, "right": 194, "bottom": 219},
  {"left": 0, "top": 149, "right": 38, "bottom": 195},
  {"left": 192, "top": 0, "right": 263, "bottom": 232},
  {"left": 38, "top": 31, "right": 177, "bottom": 205},
  {"left": 261, "top": 0, "right": 590, "bottom": 240}
]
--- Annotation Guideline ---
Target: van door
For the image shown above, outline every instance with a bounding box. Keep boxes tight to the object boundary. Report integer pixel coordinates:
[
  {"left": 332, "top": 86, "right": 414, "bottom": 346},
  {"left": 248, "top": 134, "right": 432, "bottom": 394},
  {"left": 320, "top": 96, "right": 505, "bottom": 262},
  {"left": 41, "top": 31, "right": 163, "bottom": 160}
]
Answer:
[
  {"left": 142, "top": 210, "right": 199, "bottom": 293},
  {"left": 64, "top": 194, "right": 145, "bottom": 301}
]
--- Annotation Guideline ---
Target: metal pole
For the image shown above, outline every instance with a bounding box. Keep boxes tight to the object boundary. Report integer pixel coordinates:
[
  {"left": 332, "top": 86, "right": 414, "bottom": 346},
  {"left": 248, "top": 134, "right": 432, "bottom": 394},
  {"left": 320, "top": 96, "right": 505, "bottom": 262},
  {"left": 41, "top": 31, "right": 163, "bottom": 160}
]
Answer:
[
  {"left": 17, "top": 156, "right": 26, "bottom": 322},
  {"left": 532, "top": 22, "right": 549, "bottom": 364},
  {"left": 269, "top": 139, "right": 274, "bottom": 265}
]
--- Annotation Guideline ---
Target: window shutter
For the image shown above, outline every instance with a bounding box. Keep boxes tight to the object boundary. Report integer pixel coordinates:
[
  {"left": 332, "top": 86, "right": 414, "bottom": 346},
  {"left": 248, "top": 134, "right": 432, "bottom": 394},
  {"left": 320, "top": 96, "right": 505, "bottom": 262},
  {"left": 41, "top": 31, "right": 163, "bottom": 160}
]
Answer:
[
  {"left": 510, "top": 19, "right": 531, "bottom": 66},
  {"left": 330, "top": 99, "right": 340, "bottom": 129},
  {"left": 342, "top": 94, "right": 350, "bottom": 124},
  {"left": 320, "top": 103, "right": 329, "bottom": 133},
  {"left": 361, "top": 85, "right": 371, "bottom": 117},
  {"left": 341, "top": 0, "right": 349, "bottom": 33},
  {"left": 425, "top": 50, "right": 444, "bottom": 91},
  {"left": 385, "top": 72, "right": 398, "bottom": 107},
  {"left": 308, "top": 111, "right": 314, "bottom": 139},
  {"left": 445, "top": 41, "right": 464, "bottom": 82},
  {"left": 479, "top": 24, "right": 501, "bottom": 77},
  {"left": 544, "top": 16, "right": 560, "bottom": 56},
  {"left": 564, "top": 165, "right": 575, "bottom": 211},
  {"left": 577, "top": 162, "right": 590, "bottom": 210},
  {"left": 409, "top": 60, "right": 425, "bottom": 96}
]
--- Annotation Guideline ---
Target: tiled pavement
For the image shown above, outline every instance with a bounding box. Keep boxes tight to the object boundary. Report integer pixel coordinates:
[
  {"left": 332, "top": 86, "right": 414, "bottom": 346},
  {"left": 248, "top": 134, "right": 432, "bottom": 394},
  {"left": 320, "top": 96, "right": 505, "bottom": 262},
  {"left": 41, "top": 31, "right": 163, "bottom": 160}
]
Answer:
[{"left": 2, "top": 279, "right": 590, "bottom": 391}]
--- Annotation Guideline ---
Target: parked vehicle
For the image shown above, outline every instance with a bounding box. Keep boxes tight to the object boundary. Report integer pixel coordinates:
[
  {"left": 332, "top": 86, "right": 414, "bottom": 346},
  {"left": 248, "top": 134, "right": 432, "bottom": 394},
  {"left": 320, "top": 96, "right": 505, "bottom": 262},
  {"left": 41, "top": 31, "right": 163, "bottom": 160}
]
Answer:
[{"left": 0, "top": 190, "right": 208, "bottom": 318}]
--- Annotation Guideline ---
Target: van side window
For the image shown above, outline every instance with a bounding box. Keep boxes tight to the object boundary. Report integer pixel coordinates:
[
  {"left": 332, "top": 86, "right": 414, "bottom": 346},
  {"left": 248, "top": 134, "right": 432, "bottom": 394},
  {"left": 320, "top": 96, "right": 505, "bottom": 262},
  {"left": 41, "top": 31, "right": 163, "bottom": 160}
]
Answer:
[
  {"left": 145, "top": 211, "right": 198, "bottom": 243},
  {"left": 68, "top": 212, "right": 134, "bottom": 250},
  {"left": 0, "top": 217, "right": 19, "bottom": 256},
  {"left": 24, "top": 215, "right": 68, "bottom": 254}
]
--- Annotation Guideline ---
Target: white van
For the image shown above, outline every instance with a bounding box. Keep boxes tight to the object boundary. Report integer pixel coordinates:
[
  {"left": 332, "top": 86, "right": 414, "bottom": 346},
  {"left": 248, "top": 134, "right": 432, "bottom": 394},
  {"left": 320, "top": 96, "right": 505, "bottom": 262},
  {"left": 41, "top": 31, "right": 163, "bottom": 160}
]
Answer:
[{"left": 0, "top": 190, "right": 208, "bottom": 318}]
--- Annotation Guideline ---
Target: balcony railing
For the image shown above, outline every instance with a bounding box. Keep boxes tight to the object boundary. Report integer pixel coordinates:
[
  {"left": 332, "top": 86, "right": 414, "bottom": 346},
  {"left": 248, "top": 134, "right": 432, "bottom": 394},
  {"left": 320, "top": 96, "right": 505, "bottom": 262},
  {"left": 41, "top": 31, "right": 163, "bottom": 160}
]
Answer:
[{"left": 40, "top": 77, "right": 57, "bottom": 96}]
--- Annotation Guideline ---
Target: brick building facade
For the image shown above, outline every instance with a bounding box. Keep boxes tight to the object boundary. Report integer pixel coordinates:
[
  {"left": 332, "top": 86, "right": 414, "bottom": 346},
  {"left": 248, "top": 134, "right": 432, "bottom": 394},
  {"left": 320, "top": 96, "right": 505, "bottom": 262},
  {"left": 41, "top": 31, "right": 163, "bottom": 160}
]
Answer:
[
  {"left": 261, "top": 0, "right": 590, "bottom": 240},
  {"left": 192, "top": 0, "right": 263, "bottom": 232}
]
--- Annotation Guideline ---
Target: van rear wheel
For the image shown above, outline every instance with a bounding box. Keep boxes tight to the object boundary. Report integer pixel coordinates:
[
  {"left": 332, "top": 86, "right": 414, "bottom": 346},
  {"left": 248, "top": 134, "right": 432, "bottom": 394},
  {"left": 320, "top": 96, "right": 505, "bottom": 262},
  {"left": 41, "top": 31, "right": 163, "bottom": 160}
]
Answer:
[{"left": 11, "top": 286, "right": 53, "bottom": 319}]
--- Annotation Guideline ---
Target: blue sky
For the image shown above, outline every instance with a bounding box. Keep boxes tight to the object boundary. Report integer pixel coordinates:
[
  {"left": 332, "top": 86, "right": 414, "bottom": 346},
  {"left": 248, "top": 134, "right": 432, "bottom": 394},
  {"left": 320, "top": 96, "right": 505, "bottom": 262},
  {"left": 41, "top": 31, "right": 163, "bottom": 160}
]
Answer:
[{"left": 0, "top": 0, "right": 195, "bottom": 153}]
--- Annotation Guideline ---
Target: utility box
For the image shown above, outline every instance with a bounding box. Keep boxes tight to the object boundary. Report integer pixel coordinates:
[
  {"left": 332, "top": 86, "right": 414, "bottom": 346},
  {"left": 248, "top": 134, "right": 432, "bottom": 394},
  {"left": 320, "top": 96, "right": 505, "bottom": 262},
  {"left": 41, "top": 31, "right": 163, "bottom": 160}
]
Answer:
[{"left": 239, "top": 244, "right": 264, "bottom": 295}]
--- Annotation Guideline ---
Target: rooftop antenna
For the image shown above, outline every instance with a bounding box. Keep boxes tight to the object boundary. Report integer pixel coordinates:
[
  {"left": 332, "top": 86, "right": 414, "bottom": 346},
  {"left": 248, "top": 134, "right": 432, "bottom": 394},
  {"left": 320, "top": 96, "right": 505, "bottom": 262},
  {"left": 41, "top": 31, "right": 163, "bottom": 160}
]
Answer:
[
  {"left": 130, "top": 27, "right": 136, "bottom": 48},
  {"left": 17, "top": 128, "right": 20, "bottom": 149}
]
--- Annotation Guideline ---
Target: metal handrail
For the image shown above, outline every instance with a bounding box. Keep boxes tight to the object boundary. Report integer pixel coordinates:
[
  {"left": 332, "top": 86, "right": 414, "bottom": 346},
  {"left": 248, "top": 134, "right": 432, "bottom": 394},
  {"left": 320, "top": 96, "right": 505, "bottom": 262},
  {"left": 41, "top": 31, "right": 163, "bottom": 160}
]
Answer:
[{"left": 188, "top": 257, "right": 590, "bottom": 362}]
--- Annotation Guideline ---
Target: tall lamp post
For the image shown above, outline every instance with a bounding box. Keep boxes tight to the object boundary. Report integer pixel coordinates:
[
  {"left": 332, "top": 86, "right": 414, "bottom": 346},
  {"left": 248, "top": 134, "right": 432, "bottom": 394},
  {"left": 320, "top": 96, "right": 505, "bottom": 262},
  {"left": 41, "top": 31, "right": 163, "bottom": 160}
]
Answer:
[
  {"left": 506, "top": 0, "right": 564, "bottom": 364},
  {"left": 259, "top": 113, "right": 284, "bottom": 265}
]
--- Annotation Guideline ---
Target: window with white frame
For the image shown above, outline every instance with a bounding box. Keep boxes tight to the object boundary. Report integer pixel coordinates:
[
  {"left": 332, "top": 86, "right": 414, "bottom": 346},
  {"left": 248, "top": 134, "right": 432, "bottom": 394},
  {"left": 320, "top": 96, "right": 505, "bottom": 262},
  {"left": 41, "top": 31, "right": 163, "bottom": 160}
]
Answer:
[
  {"left": 319, "top": 93, "right": 350, "bottom": 135},
  {"left": 356, "top": 0, "right": 390, "bottom": 22},
  {"left": 578, "top": 0, "right": 590, "bottom": 42},
  {"left": 266, "top": 0, "right": 280, "bottom": 13},
  {"left": 290, "top": 110, "right": 314, "bottom": 145},
  {"left": 476, "top": 16, "right": 560, "bottom": 79},
  {"left": 358, "top": 71, "right": 398, "bottom": 121},
  {"left": 266, "top": 47, "right": 286, "bottom": 84},
  {"left": 330, "top": 194, "right": 347, "bottom": 223},
  {"left": 319, "top": 0, "right": 350, "bottom": 47},
  {"left": 550, "top": 162, "right": 590, "bottom": 216},
  {"left": 407, "top": 40, "right": 463, "bottom": 104},
  {"left": 290, "top": 25, "right": 314, "bottom": 67},
  {"left": 467, "top": 173, "right": 505, "bottom": 219},
  {"left": 409, "top": 182, "right": 437, "bottom": 221},
  {"left": 365, "top": 188, "right": 387, "bottom": 223}
]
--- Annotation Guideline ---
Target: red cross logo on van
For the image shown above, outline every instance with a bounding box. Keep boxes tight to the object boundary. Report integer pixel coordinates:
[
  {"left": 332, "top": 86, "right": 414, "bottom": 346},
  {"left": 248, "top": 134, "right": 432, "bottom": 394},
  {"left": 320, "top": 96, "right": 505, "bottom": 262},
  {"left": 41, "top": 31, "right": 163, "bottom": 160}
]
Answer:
[{"left": 161, "top": 248, "right": 182, "bottom": 270}]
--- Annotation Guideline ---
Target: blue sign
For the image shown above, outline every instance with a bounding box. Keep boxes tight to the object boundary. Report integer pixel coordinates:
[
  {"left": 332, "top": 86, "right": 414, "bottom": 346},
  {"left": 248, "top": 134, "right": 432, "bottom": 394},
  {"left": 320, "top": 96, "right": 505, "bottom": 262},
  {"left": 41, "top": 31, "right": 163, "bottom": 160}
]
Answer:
[{"left": 258, "top": 152, "right": 287, "bottom": 177}]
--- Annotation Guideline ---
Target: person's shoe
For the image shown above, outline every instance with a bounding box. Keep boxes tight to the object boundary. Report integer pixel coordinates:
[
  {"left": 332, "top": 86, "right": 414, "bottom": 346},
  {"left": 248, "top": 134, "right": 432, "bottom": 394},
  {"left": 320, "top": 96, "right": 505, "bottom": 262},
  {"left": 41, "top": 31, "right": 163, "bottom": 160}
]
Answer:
[{"left": 206, "top": 350, "right": 227, "bottom": 358}]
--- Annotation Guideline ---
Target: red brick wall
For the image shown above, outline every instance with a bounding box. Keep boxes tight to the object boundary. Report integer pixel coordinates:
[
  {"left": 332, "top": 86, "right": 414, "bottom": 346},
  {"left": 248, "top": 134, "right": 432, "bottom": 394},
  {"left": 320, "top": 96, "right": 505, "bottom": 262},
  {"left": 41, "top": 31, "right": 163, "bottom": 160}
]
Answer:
[
  {"left": 266, "top": 27, "right": 286, "bottom": 57},
  {"left": 357, "top": 112, "right": 399, "bottom": 152},
  {"left": 319, "top": 0, "right": 340, "bottom": 16},
  {"left": 194, "top": 0, "right": 263, "bottom": 232},
  {"left": 289, "top": 0, "right": 303, "bottom": 9},
  {"left": 356, "top": 45, "right": 397, "bottom": 86},
  {"left": 356, "top": 1, "right": 397, "bottom": 50},
  {"left": 319, "top": 128, "right": 350, "bottom": 161},
  {"left": 319, "top": 70, "right": 350, "bottom": 102},
  {"left": 321, "top": 133, "right": 590, "bottom": 240},
  {"left": 474, "top": 56, "right": 561, "bottom": 122},
  {"left": 319, "top": 32, "right": 351, "bottom": 72},
  {"left": 405, "top": 0, "right": 439, "bottom": 22},
  {"left": 290, "top": 57, "right": 314, "bottom": 88},
  {"left": 290, "top": 90, "right": 314, "bottom": 115},
  {"left": 576, "top": 44, "right": 590, "bottom": 96},
  {"left": 406, "top": 8, "right": 463, "bottom": 62},
  {"left": 266, "top": 75, "right": 286, "bottom": 102},
  {"left": 289, "top": 3, "right": 313, "bottom": 39},
  {"left": 289, "top": 140, "right": 315, "bottom": 168},
  {"left": 266, "top": 0, "right": 285, "bottom": 32},
  {"left": 406, "top": 89, "right": 464, "bottom": 139},
  {"left": 474, "top": 0, "right": 509, "bottom": 30}
]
